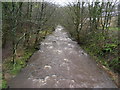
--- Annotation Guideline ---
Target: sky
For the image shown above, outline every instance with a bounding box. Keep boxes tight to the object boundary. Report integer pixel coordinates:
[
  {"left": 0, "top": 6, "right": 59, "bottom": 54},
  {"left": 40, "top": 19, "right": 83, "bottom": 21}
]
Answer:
[
  {"left": 46, "top": 0, "right": 76, "bottom": 6},
  {"left": 52, "top": 0, "right": 75, "bottom": 5},
  {"left": 2, "top": 0, "right": 119, "bottom": 5},
  {"left": 46, "top": 0, "right": 119, "bottom": 6}
]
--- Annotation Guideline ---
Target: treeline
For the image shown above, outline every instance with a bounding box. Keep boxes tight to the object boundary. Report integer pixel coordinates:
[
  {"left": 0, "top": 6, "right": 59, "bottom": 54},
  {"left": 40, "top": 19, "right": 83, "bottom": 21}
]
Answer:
[
  {"left": 2, "top": 2, "right": 58, "bottom": 88},
  {"left": 2, "top": 2, "right": 57, "bottom": 62},
  {"left": 1, "top": 1, "right": 120, "bottom": 88},
  {"left": 60, "top": 1, "right": 120, "bottom": 73}
]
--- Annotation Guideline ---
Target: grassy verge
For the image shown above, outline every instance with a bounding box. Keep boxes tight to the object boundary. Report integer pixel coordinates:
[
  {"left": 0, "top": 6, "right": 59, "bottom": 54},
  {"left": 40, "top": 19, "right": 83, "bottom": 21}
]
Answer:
[
  {"left": 81, "top": 45, "right": 119, "bottom": 87},
  {"left": 2, "top": 48, "right": 35, "bottom": 88},
  {"left": 98, "top": 27, "right": 119, "bottom": 31},
  {"left": 108, "top": 27, "right": 119, "bottom": 31}
]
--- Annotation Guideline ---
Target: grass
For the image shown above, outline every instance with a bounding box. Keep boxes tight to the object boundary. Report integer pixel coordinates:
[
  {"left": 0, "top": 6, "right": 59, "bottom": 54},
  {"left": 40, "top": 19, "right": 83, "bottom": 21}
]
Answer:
[
  {"left": 2, "top": 48, "right": 35, "bottom": 88},
  {"left": 98, "top": 27, "right": 119, "bottom": 31},
  {"left": 108, "top": 27, "right": 119, "bottom": 31},
  {"left": 0, "top": 72, "right": 6, "bottom": 89},
  {"left": 81, "top": 38, "right": 119, "bottom": 72},
  {"left": 2, "top": 79, "right": 7, "bottom": 88},
  {"left": 82, "top": 45, "right": 119, "bottom": 86},
  {"left": 10, "top": 49, "right": 34, "bottom": 75},
  {"left": 82, "top": 46, "right": 104, "bottom": 63}
]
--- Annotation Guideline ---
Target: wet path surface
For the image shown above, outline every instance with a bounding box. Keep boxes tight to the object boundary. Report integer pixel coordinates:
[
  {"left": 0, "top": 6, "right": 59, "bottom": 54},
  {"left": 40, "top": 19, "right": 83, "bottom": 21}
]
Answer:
[{"left": 8, "top": 26, "right": 117, "bottom": 88}]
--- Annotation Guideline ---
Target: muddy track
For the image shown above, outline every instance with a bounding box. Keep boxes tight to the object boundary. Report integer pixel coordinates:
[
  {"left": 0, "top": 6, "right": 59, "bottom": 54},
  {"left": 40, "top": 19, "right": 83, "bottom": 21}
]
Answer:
[{"left": 8, "top": 25, "right": 117, "bottom": 88}]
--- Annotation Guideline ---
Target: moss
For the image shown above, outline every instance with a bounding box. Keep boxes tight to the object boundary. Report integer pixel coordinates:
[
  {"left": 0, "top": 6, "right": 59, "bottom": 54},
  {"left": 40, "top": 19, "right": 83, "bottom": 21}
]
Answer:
[
  {"left": 82, "top": 42, "right": 119, "bottom": 73},
  {"left": 9, "top": 49, "right": 34, "bottom": 75},
  {"left": 2, "top": 48, "right": 35, "bottom": 89},
  {"left": 10, "top": 64, "right": 22, "bottom": 75},
  {"left": 2, "top": 79, "right": 7, "bottom": 88},
  {"left": 108, "top": 27, "right": 119, "bottom": 31},
  {"left": 98, "top": 27, "right": 119, "bottom": 31},
  {"left": 23, "top": 50, "right": 33, "bottom": 61}
]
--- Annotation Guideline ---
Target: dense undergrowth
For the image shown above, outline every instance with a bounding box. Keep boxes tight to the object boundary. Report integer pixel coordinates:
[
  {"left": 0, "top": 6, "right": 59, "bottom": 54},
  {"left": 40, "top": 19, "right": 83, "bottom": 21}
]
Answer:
[
  {"left": 81, "top": 28, "right": 119, "bottom": 73},
  {"left": 82, "top": 40, "right": 119, "bottom": 73}
]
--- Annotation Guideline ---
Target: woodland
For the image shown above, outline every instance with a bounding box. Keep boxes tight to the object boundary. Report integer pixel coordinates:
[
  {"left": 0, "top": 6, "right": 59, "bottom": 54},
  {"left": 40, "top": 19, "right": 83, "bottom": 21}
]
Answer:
[{"left": 1, "top": 1, "right": 120, "bottom": 88}]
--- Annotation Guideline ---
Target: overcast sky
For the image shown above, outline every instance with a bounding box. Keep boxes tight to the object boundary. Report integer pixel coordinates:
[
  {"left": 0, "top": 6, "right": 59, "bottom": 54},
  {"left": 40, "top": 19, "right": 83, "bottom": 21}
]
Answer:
[
  {"left": 51, "top": 0, "right": 76, "bottom": 6},
  {"left": 2, "top": 0, "right": 119, "bottom": 5},
  {"left": 46, "top": 0, "right": 119, "bottom": 6}
]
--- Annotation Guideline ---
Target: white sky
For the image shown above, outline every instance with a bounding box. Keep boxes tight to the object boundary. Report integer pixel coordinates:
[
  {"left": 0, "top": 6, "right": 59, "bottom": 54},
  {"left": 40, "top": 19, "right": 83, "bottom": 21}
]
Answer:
[
  {"left": 52, "top": 0, "right": 75, "bottom": 5},
  {"left": 46, "top": 0, "right": 119, "bottom": 6},
  {"left": 46, "top": 0, "right": 76, "bottom": 6},
  {"left": 2, "top": 0, "right": 119, "bottom": 5}
]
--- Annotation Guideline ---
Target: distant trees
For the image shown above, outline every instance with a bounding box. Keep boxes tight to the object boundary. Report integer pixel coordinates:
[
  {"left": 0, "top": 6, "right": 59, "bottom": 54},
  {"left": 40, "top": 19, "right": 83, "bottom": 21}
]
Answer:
[
  {"left": 2, "top": 2, "right": 57, "bottom": 64},
  {"left": 34, "top": 2, "right": 57, "bottom": 48},
  {"left": 60, "top": 2, "right": 89, "bottom": 44},
  {"left": 60, "top": 1, "right": 119, "bottom": 73},
  {"left": 70, "top": 2, "right": 88, "bottom": 44},
  {"left": 2, "top": 2, "right": 24, "bottom": 64},
  {"left": 24, "top": 2, "right": 33, "bottom": 47},
  {"left": 61, "top": 1, "right": 118, "bottom": 44}
]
